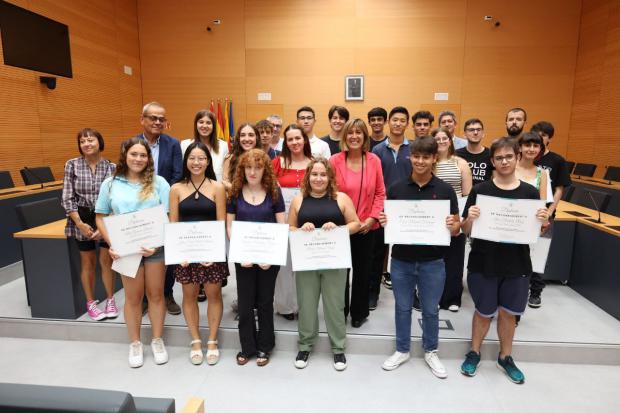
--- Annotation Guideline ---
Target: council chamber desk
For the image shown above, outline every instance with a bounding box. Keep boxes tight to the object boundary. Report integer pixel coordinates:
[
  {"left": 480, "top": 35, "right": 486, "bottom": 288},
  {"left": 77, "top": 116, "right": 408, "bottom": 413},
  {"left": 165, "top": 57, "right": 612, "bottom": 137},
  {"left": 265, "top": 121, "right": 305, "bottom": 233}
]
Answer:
[
  {"left": 14, "top": 219, "right": 122, "bottom": 319},
  {"left": 548, "top": 201, "right": 620, "bottom": 321},
  {"left": 0, "top": 181, "right": 64, "bottom": 268}
]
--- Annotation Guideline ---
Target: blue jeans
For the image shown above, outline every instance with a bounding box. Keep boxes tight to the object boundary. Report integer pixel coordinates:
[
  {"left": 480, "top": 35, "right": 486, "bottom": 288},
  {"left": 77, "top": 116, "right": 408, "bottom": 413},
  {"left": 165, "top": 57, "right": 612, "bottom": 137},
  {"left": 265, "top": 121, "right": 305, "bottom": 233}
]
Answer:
[{"left": 391, "top": 258, "right": 446, "bottom": 352}]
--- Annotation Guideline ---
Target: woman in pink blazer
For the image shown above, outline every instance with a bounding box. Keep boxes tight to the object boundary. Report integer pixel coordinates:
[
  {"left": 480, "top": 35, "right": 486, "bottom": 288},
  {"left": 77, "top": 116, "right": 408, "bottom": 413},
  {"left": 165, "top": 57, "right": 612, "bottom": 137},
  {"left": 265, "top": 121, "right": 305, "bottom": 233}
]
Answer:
[{"left": 330, "top": 118, "right": 386, "bottom": 328}]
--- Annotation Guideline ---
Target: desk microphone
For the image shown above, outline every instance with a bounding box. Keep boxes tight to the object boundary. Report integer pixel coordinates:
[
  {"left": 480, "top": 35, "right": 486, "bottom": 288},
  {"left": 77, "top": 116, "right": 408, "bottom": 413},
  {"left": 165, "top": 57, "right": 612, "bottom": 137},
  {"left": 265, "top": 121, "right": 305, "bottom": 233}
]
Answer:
[
  {"left": 604, "top": 166, "right": 613, "bottom": 185},
  {"left": 23, "top": 167, "right": 44, "bottom": 189},
  {"left": 586, "top": 191, "right": 604, "bottom": 224}
]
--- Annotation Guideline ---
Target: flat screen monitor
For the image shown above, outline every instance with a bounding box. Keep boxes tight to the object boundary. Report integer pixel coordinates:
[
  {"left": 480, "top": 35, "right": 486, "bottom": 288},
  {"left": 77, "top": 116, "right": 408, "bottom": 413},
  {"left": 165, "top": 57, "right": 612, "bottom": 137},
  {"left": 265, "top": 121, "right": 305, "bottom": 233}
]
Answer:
[{"left": 0, "top": 0, "right": 72, "bottom": 78}]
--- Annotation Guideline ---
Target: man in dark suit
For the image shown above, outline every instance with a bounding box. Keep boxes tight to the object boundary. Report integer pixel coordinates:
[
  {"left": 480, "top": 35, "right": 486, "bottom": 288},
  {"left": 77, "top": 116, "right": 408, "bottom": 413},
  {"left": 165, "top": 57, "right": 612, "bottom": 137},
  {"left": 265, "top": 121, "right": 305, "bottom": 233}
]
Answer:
[{"left": 139, "top": 101, "right": 183, "bottom": 315}]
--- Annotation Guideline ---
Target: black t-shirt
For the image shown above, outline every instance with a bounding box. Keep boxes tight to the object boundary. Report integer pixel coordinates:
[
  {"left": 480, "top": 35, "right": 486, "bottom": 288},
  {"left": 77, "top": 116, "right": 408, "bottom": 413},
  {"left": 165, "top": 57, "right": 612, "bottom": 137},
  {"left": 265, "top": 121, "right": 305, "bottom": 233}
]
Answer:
[
  {"left": 370, "top": 136, "right": 388, "bottom": 151},
  {"left": 456, "top": 147, "right": 493, "bottom": 184},
  {"left": 321, "top": 135, "right": 341, "bottom": 155},
  {"left": 463, "top": 180, "right": 540, "bottom": 278},
  {"left": 535, "top": 151, "right": 571, "bottom": 193},
  {"left": 388, "top": 175, "right": 459, "bottom": 262}
]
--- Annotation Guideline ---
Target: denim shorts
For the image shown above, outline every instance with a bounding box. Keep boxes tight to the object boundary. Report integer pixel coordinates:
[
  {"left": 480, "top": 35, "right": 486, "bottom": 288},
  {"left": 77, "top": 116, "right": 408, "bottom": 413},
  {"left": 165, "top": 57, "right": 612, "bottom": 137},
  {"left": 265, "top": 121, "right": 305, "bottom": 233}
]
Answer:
[
  {"left": 467, "top": 272, "right": 530, "bottom": 317},
  {"left": 141, "top": 246, "right": 165, "bottom": 265}
]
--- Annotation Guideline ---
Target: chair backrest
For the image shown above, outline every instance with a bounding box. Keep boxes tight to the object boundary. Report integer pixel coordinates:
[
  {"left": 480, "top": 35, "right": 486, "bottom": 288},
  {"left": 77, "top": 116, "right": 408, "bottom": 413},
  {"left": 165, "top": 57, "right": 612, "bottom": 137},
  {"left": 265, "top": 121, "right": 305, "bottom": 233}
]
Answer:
[
  {"left": 603, "top": 166, "right": 620, "bottom": 182},
  {"left": 20, "top": 166, "right": 55, "bottom": 185},
  {"left": 572, "top": 163, "right": 596, "bottom": 177},
  {"left": 561, "top": 185, "right": 575, "bottom": 202},
  {"left": 604, "top": 193, "right": 620, "bottom": 217},
  {"left": 570, "top": 186, "right": 610, "bottom": 212},
  {"left": 565, "top": 161, "right": 575, "bottom": 175},
  {"left": 15, "top": 197, "right": 66, "bottom": 230},
  {"left": 0, "top": 171, "right": 15, "bottom": 189}
]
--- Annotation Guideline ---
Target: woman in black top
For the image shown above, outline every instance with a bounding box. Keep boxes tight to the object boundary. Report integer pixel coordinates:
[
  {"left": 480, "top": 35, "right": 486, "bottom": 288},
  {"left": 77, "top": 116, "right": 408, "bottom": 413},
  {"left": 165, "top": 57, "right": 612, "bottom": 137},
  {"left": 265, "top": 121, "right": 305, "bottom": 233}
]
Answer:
[
  {"left": 169, "top": 142, "right": 228, "bottom": 366},
  {"left": 288, "top": 158, "right": 360, "bottom": 371}
]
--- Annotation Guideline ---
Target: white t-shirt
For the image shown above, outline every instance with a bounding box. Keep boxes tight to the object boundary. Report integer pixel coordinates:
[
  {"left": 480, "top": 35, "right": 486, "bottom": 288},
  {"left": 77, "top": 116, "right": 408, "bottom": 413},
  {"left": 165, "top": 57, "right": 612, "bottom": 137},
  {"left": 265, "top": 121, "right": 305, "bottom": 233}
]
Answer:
[
  {"left": 180, "top": 138, "right": 229, "bottom": 182},
  {"left": 309, "top": 134, "right": 331, "bottom": 159}
]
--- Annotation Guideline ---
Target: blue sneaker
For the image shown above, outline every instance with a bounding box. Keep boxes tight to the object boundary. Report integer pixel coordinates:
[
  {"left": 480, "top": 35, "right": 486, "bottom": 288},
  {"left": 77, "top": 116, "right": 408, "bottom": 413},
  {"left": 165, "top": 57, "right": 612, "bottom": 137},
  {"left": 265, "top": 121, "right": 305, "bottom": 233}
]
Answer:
[
  {"left": 460, "top": 351, "right": 481, "bottom": 376},
  {"left": 497, "top": 355, "right": 525, "bottom": 384}
]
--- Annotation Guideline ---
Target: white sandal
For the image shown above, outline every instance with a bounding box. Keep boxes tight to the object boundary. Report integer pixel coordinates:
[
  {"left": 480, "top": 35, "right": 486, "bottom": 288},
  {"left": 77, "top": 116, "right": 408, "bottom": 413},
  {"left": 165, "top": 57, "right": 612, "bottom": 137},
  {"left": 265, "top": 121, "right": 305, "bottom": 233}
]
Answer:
[
  {"left": 206, "top": 340, "right": 219, "bottom": 365},
  {"left": 190, "top": 339, "right": 203, "bottom": 365}
]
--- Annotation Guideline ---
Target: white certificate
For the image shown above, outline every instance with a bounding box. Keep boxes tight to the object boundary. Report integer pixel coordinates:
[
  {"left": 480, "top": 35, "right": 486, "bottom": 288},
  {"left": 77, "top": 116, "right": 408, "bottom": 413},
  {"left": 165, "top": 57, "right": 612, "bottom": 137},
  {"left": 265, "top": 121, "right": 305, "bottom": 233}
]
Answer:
[
  {"left": 281, "top": 187, "right": 300, "bottom": 215},
  {"left": 228, "top": 221, "right": 289, "bottom": 266},
  {"left": 102, "top": 205, "right": 168, "bottom": 257},
  {"left": 164, "top": 221, "right": 226, "bottom": 265},
  {"left": 112, "top": 254, "right": 142, "bottom": 278},
  {"left": 471, "top": 195, "right": 545, "bottom": 244},
  {"left": 289, "top": 226, "right": 352, "bottom": 271},
  {"left": 529, "top": 236, "right": 551, "bottom": 273},
  {"left": 384, "top": 200, "right": 451, "bottom": 246}
]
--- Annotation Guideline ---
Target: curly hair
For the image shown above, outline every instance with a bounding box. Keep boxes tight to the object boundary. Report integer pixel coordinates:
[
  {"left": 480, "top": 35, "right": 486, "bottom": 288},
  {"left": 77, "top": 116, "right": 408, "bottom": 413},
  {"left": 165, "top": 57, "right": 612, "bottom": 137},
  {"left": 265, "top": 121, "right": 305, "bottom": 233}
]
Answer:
[
  {"left": 225, "top": 123, "right": 259, "bottom": 182},
  {"left": 229, "top": 149, "right": 280, "bottom": 202},
  {"left": 300, "top": 157, "right": 338, "bottom": 200},
  {"left": 114, "top": 137, "right": 155, "bottom": 201}
]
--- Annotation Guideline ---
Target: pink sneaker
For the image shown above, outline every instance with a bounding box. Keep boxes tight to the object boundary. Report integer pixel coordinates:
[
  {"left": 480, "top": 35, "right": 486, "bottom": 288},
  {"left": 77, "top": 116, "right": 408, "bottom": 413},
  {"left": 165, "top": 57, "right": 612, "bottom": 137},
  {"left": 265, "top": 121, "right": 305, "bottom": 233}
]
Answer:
[
  {"left": 105, "top": 297, "right": 119, "bottom": 318},
  {"left": 86, "top": 300, "right": 106, "bottom": 321}
]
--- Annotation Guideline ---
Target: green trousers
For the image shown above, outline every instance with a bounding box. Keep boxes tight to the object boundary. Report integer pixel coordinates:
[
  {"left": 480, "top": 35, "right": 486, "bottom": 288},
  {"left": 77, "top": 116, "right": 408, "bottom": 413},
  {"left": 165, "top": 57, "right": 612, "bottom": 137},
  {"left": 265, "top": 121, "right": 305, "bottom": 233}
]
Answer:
[{"left": 295, "top": 268, "right": 347, "bottom": 353}]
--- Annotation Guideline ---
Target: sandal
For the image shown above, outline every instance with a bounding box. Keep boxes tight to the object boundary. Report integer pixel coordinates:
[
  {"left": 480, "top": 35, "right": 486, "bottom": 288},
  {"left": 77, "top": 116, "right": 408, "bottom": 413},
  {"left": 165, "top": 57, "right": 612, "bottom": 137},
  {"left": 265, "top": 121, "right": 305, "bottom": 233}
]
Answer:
[
  {"left": 236, "top": 351, "right": 250, "bottom": 366},
  {"left": 206, "top": 340, "right": 220, "bottom": 365},
  {"left": 189, "top": 339, "right": 203, "bottom": 365},
  {"left": 256, "top": 351, "right": 270, "bottom": 367}
]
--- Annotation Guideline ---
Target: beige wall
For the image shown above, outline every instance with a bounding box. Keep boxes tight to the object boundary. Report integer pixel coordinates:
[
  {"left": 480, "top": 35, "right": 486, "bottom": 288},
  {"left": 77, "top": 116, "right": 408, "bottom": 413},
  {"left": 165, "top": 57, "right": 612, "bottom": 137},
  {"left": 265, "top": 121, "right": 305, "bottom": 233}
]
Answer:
[
  {"left": 568, "top": 0, "right": 620, "bottom": 176},
  {"left": 0, "top": 0, "right": 143, "bottom": 185},
  {"left": 138, "top": 0, "right": 581, "bottom": 155}
]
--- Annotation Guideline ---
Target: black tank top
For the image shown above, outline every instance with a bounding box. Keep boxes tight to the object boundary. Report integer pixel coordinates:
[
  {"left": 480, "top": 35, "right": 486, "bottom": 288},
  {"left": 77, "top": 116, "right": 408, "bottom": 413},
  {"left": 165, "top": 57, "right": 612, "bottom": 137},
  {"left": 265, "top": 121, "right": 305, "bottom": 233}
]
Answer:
[
  {"left": 297, "top": 194, "right": 345, "bottom": 228},
  {"left": 178, "top": 192, "right": 217, "bottom": 222}
]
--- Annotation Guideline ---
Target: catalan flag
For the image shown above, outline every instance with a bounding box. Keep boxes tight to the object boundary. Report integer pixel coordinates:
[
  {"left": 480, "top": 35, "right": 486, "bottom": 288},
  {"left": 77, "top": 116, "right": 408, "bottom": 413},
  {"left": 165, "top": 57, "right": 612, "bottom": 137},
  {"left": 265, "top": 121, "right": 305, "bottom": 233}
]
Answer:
[
  {"left": 223, "top": 99, "right": 230, "bottom": 143},
  {"left": 216, "top": 100, "right": 225, "bottom": 139}
]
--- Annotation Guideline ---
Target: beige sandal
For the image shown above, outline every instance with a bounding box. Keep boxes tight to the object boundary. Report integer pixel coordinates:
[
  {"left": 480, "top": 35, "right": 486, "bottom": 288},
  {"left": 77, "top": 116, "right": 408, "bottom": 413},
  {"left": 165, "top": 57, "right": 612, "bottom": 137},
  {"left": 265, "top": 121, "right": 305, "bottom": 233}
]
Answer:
[
  {"left": 206, "top": 340, "right": 219, "bottom": 365},
  {"left": 190, "top": 339, "right": 203, "bottom": 365}
]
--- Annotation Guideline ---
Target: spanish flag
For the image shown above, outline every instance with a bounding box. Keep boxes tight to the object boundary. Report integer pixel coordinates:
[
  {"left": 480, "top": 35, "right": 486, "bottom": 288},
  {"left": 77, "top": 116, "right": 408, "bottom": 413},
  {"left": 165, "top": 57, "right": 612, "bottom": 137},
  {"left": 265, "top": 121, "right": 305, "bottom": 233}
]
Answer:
[{"left": 223, "top": 99, "right": 230, "bottom": 143}]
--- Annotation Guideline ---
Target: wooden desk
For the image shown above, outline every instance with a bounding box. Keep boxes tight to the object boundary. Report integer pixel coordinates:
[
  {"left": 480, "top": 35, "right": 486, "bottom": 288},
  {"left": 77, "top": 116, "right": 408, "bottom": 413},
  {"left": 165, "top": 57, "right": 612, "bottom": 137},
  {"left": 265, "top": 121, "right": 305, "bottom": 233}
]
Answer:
[
  {"left": 570, "top": 175, "right": 620, "bottom": 191},
  {"left": 0, "top": 180, "right": 64, "bottom": 200},
  {"left": 13, "top": 219, "right": 121, "bottom": 319},
  {"left": 550, "top": 201, "right": 620, "bottom": 321},
  {"left": 0, "top": 182, "right": 64, "bottom": 268}
]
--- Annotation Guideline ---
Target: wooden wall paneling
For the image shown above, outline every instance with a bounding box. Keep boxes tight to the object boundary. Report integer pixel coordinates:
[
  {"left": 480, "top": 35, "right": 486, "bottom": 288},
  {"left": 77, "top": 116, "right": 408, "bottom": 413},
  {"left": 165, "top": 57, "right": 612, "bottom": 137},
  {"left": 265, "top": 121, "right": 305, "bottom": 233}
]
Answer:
[
  {"left": 462, "top": 0, "right": 581, "bottom": 151},
  {"left": 0, "top": 0, "right": 143, "bottom": 184},
  {"left": 137, "top": 0, "right": 246, "bottom": 141},
  {"left": 246, "top": 104, "right": 284, "bottom": 124}
]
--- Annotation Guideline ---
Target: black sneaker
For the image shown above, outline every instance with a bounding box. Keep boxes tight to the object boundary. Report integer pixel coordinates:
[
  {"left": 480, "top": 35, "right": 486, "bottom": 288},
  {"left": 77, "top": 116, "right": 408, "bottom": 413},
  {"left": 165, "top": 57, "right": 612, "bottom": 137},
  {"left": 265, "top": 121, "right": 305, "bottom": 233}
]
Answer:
[
  {"left": 382, "top": 272, "right": 392, "bottom": 289},
  {"left": 197, "top": 285, "right": 207, "bottom": 302},
  {"left": 368, "top": 296, "right": 378, "bottom": 311},
  {"left": 333, "top": 353, "right": 347, "bottom": 371},
  {"left": 294, "top": 351, "right": 310, "bottom": 369},
  {"left": 528, "top": 294, "right": 541, "bottom": 308}
]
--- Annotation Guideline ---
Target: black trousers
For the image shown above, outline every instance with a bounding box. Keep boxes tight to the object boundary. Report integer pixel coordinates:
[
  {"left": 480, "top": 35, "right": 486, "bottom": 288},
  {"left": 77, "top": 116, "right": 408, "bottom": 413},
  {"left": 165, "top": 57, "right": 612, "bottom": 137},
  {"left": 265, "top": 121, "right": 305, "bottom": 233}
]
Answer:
[
  {"left": 235, "top": 263, "right": 279, "bottom": 355},
  {"left": 368, "top": 227, "right": 388, "bottom": 301},
  {"left": 440, "top": 233, "right": 466, "bottom": 308},
  {"left": 344, "top": 231, "right": 375, "bottom": 321}
]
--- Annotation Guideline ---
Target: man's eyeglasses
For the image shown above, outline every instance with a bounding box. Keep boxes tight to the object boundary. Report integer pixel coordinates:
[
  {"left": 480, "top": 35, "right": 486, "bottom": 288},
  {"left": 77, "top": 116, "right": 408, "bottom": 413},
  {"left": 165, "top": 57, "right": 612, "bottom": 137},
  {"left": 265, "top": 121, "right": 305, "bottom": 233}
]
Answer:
[
  {"left": 145, "top": 115, "right": 167, "bottom": 124},
  {"left": 493, "top": 154, "right": 516, "bottom": 162}
]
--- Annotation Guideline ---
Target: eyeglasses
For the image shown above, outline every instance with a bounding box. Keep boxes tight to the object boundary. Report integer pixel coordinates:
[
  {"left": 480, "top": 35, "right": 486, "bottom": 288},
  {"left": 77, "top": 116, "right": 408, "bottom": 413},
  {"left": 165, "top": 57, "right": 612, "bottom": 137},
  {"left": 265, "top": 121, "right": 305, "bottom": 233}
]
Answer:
[
  {"left": 297, "top": 116, "right": 314, "bottom": 121},
  {"left": 145, "top": 115, "right": 167, "bottom": 123},
  {"left": 434, "top": 136, "right": 450, "bottom": 142},
  {"left": 272, "top": 124, "right": 282, "bottom": 129},
  {"left": 188, "top": 157, "right": 208, "bottom": 163},
  {"left": 493, "top": 154, "right": 516, "bottom": 162},
  {"left": 465, "top": 127, "right": 482, "bottom": 133}
]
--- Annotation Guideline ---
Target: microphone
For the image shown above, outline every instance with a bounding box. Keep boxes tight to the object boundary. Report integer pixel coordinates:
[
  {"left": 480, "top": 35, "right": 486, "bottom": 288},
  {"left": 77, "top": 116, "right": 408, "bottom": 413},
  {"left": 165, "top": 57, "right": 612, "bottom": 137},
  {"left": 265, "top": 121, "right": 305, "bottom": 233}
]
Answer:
[
  {"left": 586, "top": 191, "right": 603, "bottom": 224},
  {"left": 604, "top": 166, "right": 613, "bottom": 185},
  {"left": 23, "top": 167, "right": 44, "bottom": 189}
]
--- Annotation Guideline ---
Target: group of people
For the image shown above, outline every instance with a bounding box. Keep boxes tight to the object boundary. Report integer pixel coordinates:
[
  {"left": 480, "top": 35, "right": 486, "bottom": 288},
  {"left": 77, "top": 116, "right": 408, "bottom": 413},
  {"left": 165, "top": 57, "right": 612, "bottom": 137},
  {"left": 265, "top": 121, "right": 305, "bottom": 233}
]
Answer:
[{"left": 61, "top": 101, "right": 571, "bottom": 383}]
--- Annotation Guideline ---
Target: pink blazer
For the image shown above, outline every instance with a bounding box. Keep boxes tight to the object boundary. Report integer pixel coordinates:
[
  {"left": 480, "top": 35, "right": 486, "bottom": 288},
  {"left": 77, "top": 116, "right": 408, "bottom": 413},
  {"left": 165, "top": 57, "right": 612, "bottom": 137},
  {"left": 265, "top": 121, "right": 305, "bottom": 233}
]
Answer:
[{"left": 330, "top": 151, "right": 386, "bottom": 230}]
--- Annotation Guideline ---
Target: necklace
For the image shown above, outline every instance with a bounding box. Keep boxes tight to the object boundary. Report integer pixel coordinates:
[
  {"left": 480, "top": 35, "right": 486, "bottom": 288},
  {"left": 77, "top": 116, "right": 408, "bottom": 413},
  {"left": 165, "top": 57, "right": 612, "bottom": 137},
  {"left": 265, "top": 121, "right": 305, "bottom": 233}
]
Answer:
[
  {"left": 190, "top": 176, "right": 208, "bottom": 200},
  {"left": 246, "top": 186, "right": 261, "bottom": 203}
]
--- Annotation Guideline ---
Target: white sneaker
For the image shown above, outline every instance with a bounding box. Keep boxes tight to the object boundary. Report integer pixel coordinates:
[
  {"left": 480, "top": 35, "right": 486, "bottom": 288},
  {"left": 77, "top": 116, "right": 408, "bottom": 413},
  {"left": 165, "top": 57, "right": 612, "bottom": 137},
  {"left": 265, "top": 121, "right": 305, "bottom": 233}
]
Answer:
[
  {"left": 151, "top": 338, "right": 169, "bottom": 365},
  {"left": 128, "top": 341, "right": 143, "bottom": 368},
  {"left": 448, "top": 304, "right": 460, "bottom": 312},
  {"left": 381, "top": 351, "right": 410, "bottom": 371},
  {"left": 424, "top": 350, "right": 448, "bottom": 378}
]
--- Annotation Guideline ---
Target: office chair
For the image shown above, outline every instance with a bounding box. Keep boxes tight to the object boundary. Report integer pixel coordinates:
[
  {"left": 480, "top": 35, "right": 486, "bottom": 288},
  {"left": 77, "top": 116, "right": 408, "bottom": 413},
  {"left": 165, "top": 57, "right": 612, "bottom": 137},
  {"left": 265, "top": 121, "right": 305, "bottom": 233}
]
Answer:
[{"left": 20, "top": 166, "right": 55, "bottom": 185}]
